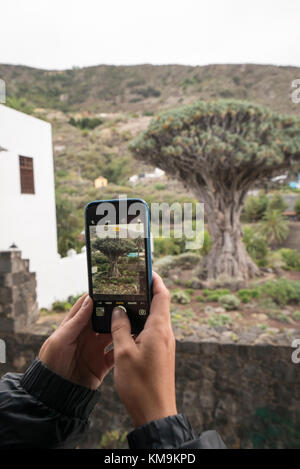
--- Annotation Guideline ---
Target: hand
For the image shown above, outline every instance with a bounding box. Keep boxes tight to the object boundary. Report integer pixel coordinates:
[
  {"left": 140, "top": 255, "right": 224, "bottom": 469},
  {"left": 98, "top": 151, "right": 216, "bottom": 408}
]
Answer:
[
  {"left": 111, "top": 271, "right": 177, "bottom": 427},
  {"left": 39, "top": 295, "right": 114, "bottom": 390}
]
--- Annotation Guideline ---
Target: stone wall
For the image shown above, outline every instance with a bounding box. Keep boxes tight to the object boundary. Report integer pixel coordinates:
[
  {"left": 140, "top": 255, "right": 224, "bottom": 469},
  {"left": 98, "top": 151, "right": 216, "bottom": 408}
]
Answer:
[
  {"left": 1, "top": 331, "right": 299, "bottom": 449},
  {"left": 0, "top": 250, "right": 38, "bottom": 332},
  {"left": 285, "top": 222, "right": 300, "bottom": 252}
]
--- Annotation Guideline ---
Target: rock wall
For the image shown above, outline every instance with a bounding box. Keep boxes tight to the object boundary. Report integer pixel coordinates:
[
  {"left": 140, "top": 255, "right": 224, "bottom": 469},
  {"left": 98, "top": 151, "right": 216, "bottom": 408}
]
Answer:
[
  {"left": 1, "top": 332, "right": 299, "bottom": 449},
  {"left": 0, "top": 250, "right": 38, "bottom": 332}
]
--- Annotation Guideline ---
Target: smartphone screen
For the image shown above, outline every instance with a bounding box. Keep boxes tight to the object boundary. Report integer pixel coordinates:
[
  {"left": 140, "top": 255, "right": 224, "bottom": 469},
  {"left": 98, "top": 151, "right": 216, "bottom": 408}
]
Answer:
[{"left": 85, "top": 199, "right": 152, "bottom": 333}]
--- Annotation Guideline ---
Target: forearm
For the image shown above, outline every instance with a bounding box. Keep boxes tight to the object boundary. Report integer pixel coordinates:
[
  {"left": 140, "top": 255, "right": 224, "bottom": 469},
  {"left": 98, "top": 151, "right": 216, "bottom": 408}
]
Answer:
[{"left": 0, "top": 358, "right": 99, "bottom": 448}]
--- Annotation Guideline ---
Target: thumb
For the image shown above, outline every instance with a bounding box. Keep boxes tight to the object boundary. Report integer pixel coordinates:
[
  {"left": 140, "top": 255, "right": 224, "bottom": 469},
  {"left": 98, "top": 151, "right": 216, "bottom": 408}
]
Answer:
[{"left": 111, "top": 307, "right": 134, "bottom": 354}]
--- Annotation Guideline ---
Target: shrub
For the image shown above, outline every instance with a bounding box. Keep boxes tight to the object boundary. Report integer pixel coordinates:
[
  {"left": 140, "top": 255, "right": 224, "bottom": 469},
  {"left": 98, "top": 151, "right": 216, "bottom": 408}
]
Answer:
[
  {"left": 267, "top": 250, "right": 285, "bottom": 270},
  {"left": 154, "top": 253, "right": 201, "bottom": 276},
  {"left": 243, "top": 194, "right": 269, "bottom": 222},
  {"left": 195, "top": 295, "right": 204, "bottom": 302},
  {"left": 132, "top": 86, "right": 161, "bottom": 98},
  {"left": 52, "top": 300, "right": 72, "bottom": 312},
  {"left": 171, "top": 252, "right": 202, "bottom": 269},
  {"left": 154, "top": 183, "right": 167, "bottom": 190},
  {"left": 154, "top": 237, "right": 182, "bottom": 257},
  {"left": 260, "top": 278, "right": 300, "bottom": 306},
  {"left": 218, "top": 294, "right": 240, "bottom": 310},
  {"left": 171, "top": 290, "right": 191, "bottom": 304},
  {"left": 199, "top": 230, "right": 212, "bottom": 256},
  {"left": 207, "top": 313, "right": 233, "bottom": 327},
  {"left": 258, "top": 297, "right": 278, "bottom": 310},
  {"left": 280, "top": 248, "right": 300, "bottom": 271},
  {"left": 269, "top": 193, "right": 288, "bottom": 213},
  {"left": 123, "top": 276, "right": 136, "bottom": 284},
  {"left": 268, "top": 311, "right": 292, "bottom": 324},
  {"left": 127, "top": 79, "right": 146, "bottom": 88},
  {"left": 243, "top": 226, "right": 268, "bottom": 263},
  {"left": 184, "top": 280, "right": 193, "bottom": 288},
  {"left": 69, "top": 116, "right": 103, "bottom": 130},
  {"left": 237, "top": 288, "right": 260, "bottom": 303},
  {"left": 202, "top": 288, "right": 231, "bottom": 301},
  {"left": 292, "top": 311, "right": 300, "bottom": 320}
]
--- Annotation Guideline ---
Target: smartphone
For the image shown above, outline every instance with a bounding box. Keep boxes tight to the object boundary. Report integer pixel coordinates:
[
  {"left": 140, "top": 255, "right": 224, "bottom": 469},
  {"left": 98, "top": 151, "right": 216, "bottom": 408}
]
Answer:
[{"left": 85, "top": 198, "right": 153, "bottom": 334}]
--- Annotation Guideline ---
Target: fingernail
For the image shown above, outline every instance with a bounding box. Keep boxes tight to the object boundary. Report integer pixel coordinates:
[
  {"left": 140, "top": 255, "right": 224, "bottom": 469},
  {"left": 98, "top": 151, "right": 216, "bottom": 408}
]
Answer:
[
  {"left": 112, "top": 306, "right": 126, "bottom": 318},
  {"left": 82, "top": 295, "right": 91, "bottom": 308}
]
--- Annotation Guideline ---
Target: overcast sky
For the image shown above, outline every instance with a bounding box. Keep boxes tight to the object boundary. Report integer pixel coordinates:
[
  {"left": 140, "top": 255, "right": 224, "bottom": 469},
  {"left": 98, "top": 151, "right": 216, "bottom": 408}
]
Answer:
[{"left": 1, "top": 0, "right": 300, "bottom": 70}]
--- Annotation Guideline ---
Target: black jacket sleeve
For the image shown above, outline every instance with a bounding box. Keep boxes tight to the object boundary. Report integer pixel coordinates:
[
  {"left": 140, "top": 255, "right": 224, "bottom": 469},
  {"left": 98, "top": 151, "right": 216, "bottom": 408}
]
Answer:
[
  {"left": 127, "top": 414, "right": 226, "bottom": 449},
  {"left": 0, "top": 358, "right": 99, "bottom": 448},
  {"left": 0, "top": 358, "right": 226, "bottom": 449}
]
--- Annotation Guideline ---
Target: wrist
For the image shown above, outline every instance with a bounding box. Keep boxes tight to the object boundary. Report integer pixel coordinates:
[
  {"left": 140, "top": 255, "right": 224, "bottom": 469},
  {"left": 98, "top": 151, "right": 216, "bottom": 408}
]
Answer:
[
  {"left": 128, "top": 414, "right": 196, "bottom": 449},
  {"left": 132, "top": 405, "right": 178, "bottom": 428}
]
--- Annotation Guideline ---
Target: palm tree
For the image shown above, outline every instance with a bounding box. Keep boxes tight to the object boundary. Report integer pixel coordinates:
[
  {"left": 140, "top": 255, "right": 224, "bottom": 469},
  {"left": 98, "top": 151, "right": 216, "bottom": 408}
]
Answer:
[{"left": 259, "top": 209, "right": 289, "bottom": 248}]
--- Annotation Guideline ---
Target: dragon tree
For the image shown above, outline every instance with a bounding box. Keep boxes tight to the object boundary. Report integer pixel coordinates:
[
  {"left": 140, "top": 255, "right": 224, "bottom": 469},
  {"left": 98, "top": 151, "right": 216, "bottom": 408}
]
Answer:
[
  {"left": 130, "top": 100, "right": 300, "bottom": 280},
  {"left": 93, "top": 237, "right": 137, "bottom": 277}
]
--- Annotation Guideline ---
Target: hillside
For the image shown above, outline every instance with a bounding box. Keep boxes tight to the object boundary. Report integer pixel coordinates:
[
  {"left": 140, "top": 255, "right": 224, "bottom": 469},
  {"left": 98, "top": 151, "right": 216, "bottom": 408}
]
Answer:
[
  {"left": 1, "top": 63, "right": 300, "bottom": 115},
  {"left": 2, "top": 62, "right": 300, "bottom": 255}
]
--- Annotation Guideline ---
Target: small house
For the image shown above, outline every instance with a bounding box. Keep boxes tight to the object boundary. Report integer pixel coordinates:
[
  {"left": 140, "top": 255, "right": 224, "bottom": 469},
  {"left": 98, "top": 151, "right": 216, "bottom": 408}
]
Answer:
[{"left": 94, "top": 176, "right": 108, "bottom": 188}]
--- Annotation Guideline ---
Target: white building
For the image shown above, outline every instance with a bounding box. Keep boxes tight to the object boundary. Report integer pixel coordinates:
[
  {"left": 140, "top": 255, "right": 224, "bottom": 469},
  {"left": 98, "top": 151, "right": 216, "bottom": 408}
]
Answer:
[
  {"left": 0, "top": 104, "right": 87, "bottom": 308},
  {"left": 129, "top": 167, "right": 165, "bottom": 185}
]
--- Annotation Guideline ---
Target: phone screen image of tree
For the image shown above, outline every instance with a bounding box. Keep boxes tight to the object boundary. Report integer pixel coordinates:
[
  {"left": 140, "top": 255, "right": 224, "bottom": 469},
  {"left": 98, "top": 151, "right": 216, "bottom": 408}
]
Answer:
[{"left": 90, "top": 224, "right": 146, "bottom": 295}]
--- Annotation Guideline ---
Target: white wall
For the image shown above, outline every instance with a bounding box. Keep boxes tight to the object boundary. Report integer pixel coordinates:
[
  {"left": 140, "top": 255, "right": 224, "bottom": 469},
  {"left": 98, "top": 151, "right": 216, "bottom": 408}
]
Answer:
[
  {"left": 38, "top": 252, "right": 88, "bottom": 307},
  {"left": 0, "top": 105, "right": 88, "bottom": 307}
]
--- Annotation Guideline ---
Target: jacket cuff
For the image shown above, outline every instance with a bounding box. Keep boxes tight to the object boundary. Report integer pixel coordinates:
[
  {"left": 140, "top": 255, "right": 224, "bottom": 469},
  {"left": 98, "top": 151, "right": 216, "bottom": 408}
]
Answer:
[
  {"left": 127, "top": 414, "right": 197, "bottom": 449},
  {"left": 20, "top": 358, "right": 100, "bottom": 420}
]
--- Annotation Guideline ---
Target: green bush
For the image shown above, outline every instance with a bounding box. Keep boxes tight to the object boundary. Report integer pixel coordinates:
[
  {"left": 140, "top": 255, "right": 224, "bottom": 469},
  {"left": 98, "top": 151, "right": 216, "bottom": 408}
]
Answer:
[
  {"left": 207, "top": 313, "right": 233, "bottom": 327},
  {"left": 154, "top": 252, "right": 201, "bottom": 277},
  {"left": 243, "top": 194, "right": 269, "bottom": 222},
  {"left": 237, "top": 288, "right": 260, "bottom": 303},
  {"left": 131, "top": 86, "right": 161, "bottom": 98},
  {"left": 268, "top": 311, "right": 292, "bottom": 324},
  {"left": 269, "top": 193, "right": 288, "bottom": 213},
  {"left": 69, "top": 116, "right": 103, "bottom": 130},
  {"left": 195, "top": 295, "right": 204, "bottom": 302},
  {"left": 199, "top": 230, "right": 212, "bottom": 256},
  {"left": 184, "top": 280, "right": 193, "bottom": 288},
  {"left": 154, "top": 237, "right": 182, "bottom": 257},
  {"left": 260, "top": 278, "right": 300, "bottom": 306},
  {"left": 122, "top": 276, "right": 136, "bottom": 284},
  {"left": 154, "top": 183, "right": 167, "bottom": 190},
  {"left": 243, "top": 226, "right": 268, "bottom": 263},
  {"left": 171, "top": 290, "right": 191, "bottom": 304},
  {"left": 52, "top": 301, "right": 72, "bottom": 312},
  {"left": 292, "top": 311, "right": 300, "bottom": 320},
  {"left": 280, "top": 248, "right": 300, "bottom": 271},
  {"left": 218, "top": 294, "right": 240, "bottom": 310},
  {"left": 202, "top": 288, "right": 231, "bottom": 302}
]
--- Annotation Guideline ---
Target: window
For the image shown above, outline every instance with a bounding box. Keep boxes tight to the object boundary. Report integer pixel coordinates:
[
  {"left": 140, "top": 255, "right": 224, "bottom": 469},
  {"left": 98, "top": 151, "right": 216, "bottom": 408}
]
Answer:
[{"left": 19, "top": 156, "right": 35, "bottom": 194}]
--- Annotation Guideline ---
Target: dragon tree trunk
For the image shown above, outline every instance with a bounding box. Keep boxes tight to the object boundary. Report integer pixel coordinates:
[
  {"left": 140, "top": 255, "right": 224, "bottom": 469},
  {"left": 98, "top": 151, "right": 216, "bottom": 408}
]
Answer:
[{"left": 197, "top": 189, "right": 260, "bottom": 281}]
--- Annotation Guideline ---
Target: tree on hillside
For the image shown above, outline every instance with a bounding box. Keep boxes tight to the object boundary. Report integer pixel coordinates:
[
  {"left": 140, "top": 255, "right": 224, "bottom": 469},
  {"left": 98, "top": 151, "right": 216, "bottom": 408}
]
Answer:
[
  {"left": 130, "top": 100, "right": 300, "bottom": 280},
  {"left": 93, "top": 237, "right": 137, "bottom": 277},
  {"left": 56, "top": 192, "right": 82, "bottom": 256}
]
